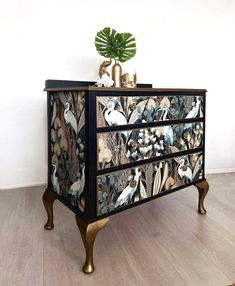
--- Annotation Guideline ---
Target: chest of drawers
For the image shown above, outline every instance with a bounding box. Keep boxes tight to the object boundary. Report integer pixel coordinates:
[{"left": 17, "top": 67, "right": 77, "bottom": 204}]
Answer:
[{"left": 43, "top": 80, "right": 209, "bottom": 273}]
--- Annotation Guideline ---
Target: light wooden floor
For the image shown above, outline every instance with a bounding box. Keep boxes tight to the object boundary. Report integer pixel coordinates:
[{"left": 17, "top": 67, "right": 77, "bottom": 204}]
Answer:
[{"left": 0, "top": 174, "right": 235, "bottom": 286}]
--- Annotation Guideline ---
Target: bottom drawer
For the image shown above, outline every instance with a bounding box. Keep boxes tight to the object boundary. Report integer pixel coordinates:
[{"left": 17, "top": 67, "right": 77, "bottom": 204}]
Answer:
[{"left": 97, "top": 152, "right": 203, "bottom": 215}]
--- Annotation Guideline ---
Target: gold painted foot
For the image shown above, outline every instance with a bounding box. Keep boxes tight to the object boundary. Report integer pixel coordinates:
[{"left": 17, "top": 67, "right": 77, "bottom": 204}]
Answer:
[
  {"left": 76, "top": 215, "right": 109, "bottom": 274},
  {"left": 42, "top": 190, "right": 56, "bottom": 230},
  {"left": 195, "top": 180, "right": 209, "bottom": 214}
]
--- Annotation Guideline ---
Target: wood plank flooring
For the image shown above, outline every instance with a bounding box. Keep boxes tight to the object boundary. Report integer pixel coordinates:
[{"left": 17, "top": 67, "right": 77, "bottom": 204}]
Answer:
[{"left": 0, "top": 173, "right": 235, "bottom": 286}]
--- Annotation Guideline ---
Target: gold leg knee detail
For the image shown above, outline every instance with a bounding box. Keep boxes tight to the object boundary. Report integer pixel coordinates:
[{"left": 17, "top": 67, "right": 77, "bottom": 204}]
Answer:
[
  {"left": 76, "top": 216, "right": 109, "bottom": 274},
  {"left": 195, "top": 180, "right": 209, "bottom": 214},
  {"left": 42, "top": 190, "right": 56, "bottom": 230}
]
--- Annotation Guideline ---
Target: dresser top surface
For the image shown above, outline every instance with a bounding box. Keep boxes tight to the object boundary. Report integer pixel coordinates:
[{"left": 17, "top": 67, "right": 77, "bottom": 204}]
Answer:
[{"left": 44, "top": 86, "right": 207, "bottom": 93}]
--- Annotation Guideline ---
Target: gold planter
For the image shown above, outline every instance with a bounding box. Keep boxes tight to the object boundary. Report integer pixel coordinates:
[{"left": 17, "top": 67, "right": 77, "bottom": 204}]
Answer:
[{"left": 112, "top": 59, "right": 122, "bottom": 87}]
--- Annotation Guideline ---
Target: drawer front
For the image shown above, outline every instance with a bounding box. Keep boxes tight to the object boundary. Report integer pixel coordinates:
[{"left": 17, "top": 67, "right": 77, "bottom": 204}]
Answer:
[
  {"left": 97, "top": 152, "right": 203, "bottom": 215},
  {"left": 97, "top": 122, "right": 203, "bottom": 170},
  {"left": 97, "top": 95, "right": 204, "bottom": 128}
]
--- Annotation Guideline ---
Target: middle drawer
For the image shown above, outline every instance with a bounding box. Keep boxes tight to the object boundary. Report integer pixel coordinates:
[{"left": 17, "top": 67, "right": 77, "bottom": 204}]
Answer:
[{"left": 97, "top": 121, "right": 203, "bottom": 170}]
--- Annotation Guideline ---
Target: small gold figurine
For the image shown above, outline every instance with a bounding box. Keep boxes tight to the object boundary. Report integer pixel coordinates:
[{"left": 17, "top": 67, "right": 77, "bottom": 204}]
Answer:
[{"left": 121, "top": 72, "right": 137, "bottom": 88}]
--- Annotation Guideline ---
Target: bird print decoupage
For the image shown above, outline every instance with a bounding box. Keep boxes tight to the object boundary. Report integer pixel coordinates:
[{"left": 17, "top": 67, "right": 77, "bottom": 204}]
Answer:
[
  {"left": 97, "top": 95, "right": 203, "bottom": 127},
  {"left": 50, "top": 91, "right": 85, "bottom": 212},
  {"left": 98, "top": 122, "right": 203, "bottom": 169},
  {"left": 97, "top": 152, "right": 203, "bottom": 215}
]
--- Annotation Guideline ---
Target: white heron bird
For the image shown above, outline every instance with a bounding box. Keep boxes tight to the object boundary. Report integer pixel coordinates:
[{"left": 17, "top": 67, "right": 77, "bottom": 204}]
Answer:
[
  {"left": 160, "top": 107, "right": 174, "bottom": 145},
  {"left": 178, "top": 158, "right": 193, "bottom": 182},
  {"left": 184, "top": 97, "right": 201, "bottom": 129},
  {"left": 104, "top": 99, "right": 128, "bottom": 137},
  {"left": 69, "top": 166, "right": 85, "bottom": 202},
  {"left": 64, "top": 102, "right": 78, "bottom": 135},
  {"left": 52, "top": 164, "right": 60, "bottom": 194},
  {"left": 114, "top": 168, "right": 141, "bottom": 208}
]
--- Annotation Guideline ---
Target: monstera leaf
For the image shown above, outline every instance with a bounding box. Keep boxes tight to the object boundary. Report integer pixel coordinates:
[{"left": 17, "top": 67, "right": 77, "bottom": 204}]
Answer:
[
  {"left": 114, "top": 32, "right": 136, "bottom": 62},
  {"left": 95, "top": 27, "right": 118, "bottom": 59},
  {"left": 95, "top": 27, "right": 136, "bottom": 62}
]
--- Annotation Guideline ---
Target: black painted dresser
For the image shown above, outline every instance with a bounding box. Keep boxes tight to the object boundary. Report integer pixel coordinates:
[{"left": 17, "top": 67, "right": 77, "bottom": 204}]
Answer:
[{"left": 43, "top": 80, "right": 209, "bottom": 273}]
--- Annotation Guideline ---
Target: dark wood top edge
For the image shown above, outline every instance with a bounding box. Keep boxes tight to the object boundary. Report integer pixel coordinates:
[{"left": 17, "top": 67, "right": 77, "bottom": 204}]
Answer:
[
  {"left": 44, "top": 86, "right": 207, "bottom": 92},
  {"left": 45, "top": 79, "right": 152, "bottom": 90}
]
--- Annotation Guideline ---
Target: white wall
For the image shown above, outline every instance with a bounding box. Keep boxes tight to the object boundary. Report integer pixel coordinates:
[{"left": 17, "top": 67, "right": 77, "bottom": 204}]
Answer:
[{"left": 0, "top": 0, "right": 235, "bottom": 189}]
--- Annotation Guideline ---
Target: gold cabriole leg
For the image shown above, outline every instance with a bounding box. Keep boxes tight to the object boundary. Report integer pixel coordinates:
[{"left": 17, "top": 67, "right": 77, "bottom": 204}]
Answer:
[
  {"left": 195, "top": 180, "right": 209, "bottom": 214},
  {"left": 76, "top": 215, "right": 109, "bottom": 274},
  {"left": 42, "top": 190, "right": 56, "bottom": 230}
]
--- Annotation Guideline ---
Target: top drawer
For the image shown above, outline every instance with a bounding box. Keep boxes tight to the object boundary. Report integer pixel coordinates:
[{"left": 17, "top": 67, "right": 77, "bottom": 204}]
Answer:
[{"left": 97, "top": 95, "right": 204, "bottom": 128}]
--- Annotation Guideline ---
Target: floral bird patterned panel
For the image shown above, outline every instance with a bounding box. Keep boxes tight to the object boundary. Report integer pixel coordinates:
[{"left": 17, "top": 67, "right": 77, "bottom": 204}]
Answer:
[
  {"left": 97, "top": 95, "right": 203, "bottom": 127},
  {"left": 97, "top": 122, "right": 203, "bottom": 169},
  {"left": 50, "top": 91, "right": 85, "bottom": 213},
  {"left": 97, "top": 152, "right": 203, "bottom": 215}
]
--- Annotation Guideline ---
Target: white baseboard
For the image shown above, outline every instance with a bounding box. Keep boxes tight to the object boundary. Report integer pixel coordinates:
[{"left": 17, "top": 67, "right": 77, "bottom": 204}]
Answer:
[
  {"left": 0, "top": 182, "right": 46, "bottom": 190},
  {"left": 206, "top": 168, "right": 235, "bottom": 174}
]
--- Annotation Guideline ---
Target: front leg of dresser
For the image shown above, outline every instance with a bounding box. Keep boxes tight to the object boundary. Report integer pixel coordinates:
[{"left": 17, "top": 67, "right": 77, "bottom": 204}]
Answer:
[
  {"left": 42, "top": 190, "right": 56, "bottom": 230},
  {"left": 76, "top": 215, "right": 109, "bottom": 274},
  {"left": 195, "top": 180, "right": 209, "bottom": 214}
]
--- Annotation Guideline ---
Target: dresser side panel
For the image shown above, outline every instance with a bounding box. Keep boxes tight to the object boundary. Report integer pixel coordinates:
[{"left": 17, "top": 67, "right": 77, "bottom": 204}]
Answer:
[{"left": 49, "top": 90, "right": 86, "bottom": 213}]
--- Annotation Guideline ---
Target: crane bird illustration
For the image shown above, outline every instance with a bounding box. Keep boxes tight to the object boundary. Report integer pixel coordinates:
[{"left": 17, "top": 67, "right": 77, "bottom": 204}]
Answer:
[
  {"left": 52, "top": 164, "right": 60, "bottom": 194},
  {"left": 114, "top": 168, "right": 141, "bottom": 209},
  {"left": 178, "top": 158, "right": 193, "bottom": 182},
  {"left": 69, "top": 166, "right": 85, "bottom": 204},
  {"left": 64, "top": 102, "right": 78, "bottom": 135},
  {"left": 104, "top": 99, "right": 128, "bottom": 137},
  {"left": 184, "top": 97, "right": 201, "bottom": 129},
  {"left": 160, "top": 107, "right": 174, "bottom": 145}
]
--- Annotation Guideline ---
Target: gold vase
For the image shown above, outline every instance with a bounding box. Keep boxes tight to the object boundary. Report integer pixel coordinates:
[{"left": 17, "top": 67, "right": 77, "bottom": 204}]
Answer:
[{"left": 112, "top": 59, "right": 122, "bottom": 87}]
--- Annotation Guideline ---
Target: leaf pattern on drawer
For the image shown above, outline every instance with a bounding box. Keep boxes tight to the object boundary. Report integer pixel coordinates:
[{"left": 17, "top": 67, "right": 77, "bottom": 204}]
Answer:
[
  {"left": 97, "top": 152, "right": 203, "bottom": 215},
  {"left": 97, "top": 95, "right": 204, "bottom": 127},
  {"left": 97, "top": 122, "right": 203, "bottom": 169}
]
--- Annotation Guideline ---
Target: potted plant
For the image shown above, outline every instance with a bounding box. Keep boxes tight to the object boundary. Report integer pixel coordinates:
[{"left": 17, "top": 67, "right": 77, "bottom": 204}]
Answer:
[{"left": 95, "top": 27, "right": 136, "bottom": 87}]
